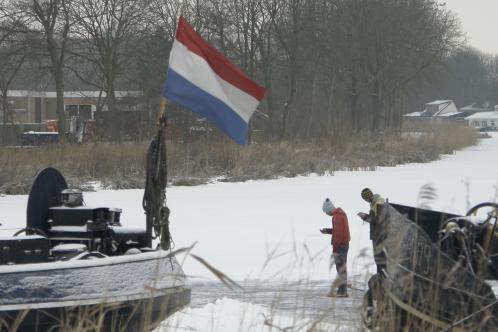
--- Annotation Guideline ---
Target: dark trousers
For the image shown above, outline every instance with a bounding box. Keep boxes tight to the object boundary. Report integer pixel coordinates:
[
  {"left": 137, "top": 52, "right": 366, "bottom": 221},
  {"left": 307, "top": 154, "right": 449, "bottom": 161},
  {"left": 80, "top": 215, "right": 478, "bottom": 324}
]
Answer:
[
  {"left": 366, "top": 273, "right": 381, "bottom": 307},
  {"left": 333, "top": 245, "right": 348, "bottom": 294},
  {"left": 372, "top": 238, "right": 386, "bottom": 275}
]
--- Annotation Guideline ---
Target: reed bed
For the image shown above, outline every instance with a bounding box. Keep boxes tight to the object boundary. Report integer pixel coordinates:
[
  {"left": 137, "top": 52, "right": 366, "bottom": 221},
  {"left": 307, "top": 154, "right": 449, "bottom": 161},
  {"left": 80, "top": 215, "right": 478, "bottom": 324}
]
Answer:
[{"left": 0, "top": 123, "right": 481, "bottom": 194}]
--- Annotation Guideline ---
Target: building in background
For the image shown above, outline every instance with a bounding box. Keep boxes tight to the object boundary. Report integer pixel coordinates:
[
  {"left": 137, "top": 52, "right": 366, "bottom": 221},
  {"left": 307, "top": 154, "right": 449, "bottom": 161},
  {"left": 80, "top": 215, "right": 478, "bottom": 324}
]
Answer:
[
  {"left": 3, "top": 90, "right": 143, "bottom": 124},
  {"left": 465, "top": 106, "right": 498, "bottom": 131},
  {"left": 404, "top": 100, "right": 463, "bottom": 119}
]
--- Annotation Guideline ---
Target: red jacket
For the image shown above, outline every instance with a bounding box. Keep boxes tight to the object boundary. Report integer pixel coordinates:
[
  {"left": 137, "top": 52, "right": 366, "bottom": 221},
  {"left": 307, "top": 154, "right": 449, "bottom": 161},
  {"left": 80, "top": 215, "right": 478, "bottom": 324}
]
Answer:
[{"left": 331, "top": 208, "right": 350, "bottom": 252}]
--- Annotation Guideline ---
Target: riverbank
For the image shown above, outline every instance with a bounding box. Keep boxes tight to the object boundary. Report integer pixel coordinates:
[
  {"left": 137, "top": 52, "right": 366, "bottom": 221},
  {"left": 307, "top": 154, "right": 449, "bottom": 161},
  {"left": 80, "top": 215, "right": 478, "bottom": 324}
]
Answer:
[{"left": 0, "top": 123, "right": 481, "bottom": 195}]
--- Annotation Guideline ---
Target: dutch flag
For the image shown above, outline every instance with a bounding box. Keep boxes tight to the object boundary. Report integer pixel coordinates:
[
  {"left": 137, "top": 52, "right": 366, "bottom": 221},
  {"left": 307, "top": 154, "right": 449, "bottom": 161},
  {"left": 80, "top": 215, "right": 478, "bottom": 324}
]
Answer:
[{"left": 162, "top": 16, "right": 266, "bottom": 145}]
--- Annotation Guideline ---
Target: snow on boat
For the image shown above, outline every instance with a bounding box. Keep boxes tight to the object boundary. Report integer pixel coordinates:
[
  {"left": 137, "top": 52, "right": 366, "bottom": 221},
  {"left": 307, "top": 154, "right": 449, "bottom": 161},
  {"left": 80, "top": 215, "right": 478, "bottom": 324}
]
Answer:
[
  {"left": 365, "top": 201, "right": 498, "bottom": 331},
  {"left": 0, "top": 129, "right": 190, "bottom": 331},
  {"left": 0, "top": 249, "right": 189, "bottom": 331}
]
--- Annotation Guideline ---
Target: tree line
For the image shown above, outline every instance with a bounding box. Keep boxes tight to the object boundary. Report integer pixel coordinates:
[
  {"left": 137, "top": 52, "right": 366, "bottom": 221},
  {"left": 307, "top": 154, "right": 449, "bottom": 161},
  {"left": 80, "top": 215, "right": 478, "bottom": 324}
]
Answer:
[{"left": 0, "top": 0, "right": 497, "bottom": 142}]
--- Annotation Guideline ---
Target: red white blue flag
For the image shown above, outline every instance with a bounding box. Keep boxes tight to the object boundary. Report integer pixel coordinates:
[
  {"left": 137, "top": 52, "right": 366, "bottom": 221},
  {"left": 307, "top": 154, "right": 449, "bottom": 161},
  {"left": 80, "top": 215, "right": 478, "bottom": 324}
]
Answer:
[{"left": 162, "top": 16, "right": 266, "bottom": 145}]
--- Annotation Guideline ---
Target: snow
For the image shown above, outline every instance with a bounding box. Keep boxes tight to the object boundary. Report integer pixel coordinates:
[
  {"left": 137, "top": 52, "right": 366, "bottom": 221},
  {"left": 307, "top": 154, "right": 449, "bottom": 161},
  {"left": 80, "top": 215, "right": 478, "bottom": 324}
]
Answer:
[
  {"left": 50, "top": 225, "right": 88, "bottom": 232},
  {"left": 0, "top": 235, "right": 43, "bottom": 240},
  {"left": 1, "top": 133, "right": 498, "bottom": 329},
  {"left": 0, "top": 249, "right": 173, "bottom": 274},
  {"left": 24, "top": 131, "right": 58, "bottom": 135},
  {"left": 157, "top": 297, "right": 345, "bottom": 332},
  {"left": 0, "top": 252, "right": 184, "bottom": 307},
  {"left": 51, "top": 243, "right": 87, "bottom": 252},
  {"left": 466, "top": 111, "right": 498, "bottom": 120},
  {"left": 110, "top": 226, "right": 145, "bottom": 234},
  {"left": 2, "top": 134, "right": 498, "bottom": 282}
]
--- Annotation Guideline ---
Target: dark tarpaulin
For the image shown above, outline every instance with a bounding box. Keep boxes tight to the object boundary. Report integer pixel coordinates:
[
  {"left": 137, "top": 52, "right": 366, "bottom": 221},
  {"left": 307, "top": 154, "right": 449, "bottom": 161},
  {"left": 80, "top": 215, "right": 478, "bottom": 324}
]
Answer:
[{"left": 26, "top": 167, "right": 67, "bottom": 231}]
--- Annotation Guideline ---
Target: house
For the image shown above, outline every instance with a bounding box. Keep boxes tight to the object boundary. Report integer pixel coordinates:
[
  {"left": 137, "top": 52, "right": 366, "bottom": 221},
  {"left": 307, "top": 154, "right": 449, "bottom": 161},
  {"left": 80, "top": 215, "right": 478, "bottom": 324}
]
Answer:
[
  {"left": 465, "top": 106, "right": 498, "bottom": 131},
  {"left": 405, "top": 100, "right": 463, "bottom": 118},
  {"left": 403, "top": 100, "right": 468, "bottom": 130},
  {"left": 2, "top": 90, "right": 143, "bottom": 124}
]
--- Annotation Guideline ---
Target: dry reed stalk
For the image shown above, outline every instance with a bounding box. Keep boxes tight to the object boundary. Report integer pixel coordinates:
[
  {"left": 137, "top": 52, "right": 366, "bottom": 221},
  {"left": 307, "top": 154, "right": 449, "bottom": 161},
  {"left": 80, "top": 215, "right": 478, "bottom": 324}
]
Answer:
[{"left": 0, "top": 123, "right": 481, "bottom": 195}]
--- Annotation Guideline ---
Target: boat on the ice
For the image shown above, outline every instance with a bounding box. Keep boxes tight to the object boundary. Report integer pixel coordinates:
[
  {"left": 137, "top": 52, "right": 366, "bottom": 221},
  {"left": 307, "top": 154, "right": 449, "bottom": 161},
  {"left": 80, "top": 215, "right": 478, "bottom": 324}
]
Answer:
[
  {"left": 365, "top": 201, "right": 498, "bottom": 331},
  {"left": 0, "top": 131, "right": 190, "bottom": 331}
]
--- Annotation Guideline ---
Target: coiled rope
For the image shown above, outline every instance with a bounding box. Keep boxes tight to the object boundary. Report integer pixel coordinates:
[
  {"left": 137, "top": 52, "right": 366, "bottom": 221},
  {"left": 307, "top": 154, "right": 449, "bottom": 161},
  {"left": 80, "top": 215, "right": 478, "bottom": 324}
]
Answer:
[{"left": 142, "top": 127, "right": 171, "bottom": 250}]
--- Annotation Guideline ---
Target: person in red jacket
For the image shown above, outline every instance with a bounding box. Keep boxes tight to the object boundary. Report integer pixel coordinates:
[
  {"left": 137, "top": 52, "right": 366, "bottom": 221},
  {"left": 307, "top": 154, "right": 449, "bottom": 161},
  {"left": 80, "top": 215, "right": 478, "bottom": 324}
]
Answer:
[{"left": 321, "top": 198, "right": 351, "bottom": 297}]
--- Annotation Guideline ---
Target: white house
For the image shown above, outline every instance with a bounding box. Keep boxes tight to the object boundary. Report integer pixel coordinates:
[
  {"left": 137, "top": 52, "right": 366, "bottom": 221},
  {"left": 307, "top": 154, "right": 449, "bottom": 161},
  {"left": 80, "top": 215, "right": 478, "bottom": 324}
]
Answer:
[
  {"left": 465, "top": 106, "right": 498, "bottom": 131},
  {"left": 405, "top": 100, "right": 463, "bottom": 118}
]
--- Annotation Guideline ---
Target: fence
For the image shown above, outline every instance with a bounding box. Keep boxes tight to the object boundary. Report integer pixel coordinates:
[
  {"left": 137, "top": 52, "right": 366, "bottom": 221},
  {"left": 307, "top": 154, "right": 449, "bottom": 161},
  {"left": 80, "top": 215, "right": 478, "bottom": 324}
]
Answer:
[{"left": 0, "top": 123, "right": 46, "bottom": 146}]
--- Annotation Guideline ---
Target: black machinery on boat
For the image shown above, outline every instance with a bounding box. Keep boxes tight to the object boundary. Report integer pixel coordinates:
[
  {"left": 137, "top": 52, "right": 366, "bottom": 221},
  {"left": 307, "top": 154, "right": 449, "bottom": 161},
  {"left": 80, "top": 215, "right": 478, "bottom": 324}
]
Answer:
[
  {"left": 0, "top": 129, "right": 190, "bottom": 331},
  {"left": 365, "top": 201, "right": 498, "bottom": 331}
]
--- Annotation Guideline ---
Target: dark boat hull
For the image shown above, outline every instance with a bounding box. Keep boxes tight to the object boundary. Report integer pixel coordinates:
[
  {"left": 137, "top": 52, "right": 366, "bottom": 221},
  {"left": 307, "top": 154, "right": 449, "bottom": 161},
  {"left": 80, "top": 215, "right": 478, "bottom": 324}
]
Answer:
[
  {"left": 374, "top": 204, "right": 498, "bottom": 330},
  {"left": 0, "top": 251, "right": 190, "bottom": 331},
  {"left": 0, "top": 287, "right": 190, "bottom": 332}
]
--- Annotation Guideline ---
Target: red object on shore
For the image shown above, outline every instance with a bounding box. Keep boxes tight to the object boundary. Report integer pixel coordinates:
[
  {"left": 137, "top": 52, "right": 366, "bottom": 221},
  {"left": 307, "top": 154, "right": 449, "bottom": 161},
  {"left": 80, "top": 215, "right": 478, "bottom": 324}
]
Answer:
[{"left": 45, "top": 120, "right": 58, "bottom": 133}]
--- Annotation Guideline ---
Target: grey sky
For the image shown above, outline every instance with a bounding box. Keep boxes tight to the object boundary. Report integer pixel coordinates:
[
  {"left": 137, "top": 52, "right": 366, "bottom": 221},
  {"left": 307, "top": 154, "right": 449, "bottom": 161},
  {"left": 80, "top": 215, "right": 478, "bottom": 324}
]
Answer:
[{"left": 445, "top": 0, "right": 498, "bottom": 54}]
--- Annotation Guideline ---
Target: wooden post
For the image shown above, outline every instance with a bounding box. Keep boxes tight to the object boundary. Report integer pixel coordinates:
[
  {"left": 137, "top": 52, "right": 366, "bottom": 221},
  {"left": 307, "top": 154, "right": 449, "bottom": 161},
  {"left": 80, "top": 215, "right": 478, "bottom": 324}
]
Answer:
[{"left": 157, "top": 96, "right": 167, "bottom": 125}]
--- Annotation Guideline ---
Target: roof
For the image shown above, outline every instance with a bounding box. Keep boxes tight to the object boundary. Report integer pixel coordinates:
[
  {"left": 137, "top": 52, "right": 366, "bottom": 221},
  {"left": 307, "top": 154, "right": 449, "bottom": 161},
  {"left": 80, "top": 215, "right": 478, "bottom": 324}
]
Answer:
[
  {"left": 405, "top": 100, "right": 464, "bottom": 118},
  {"left": 465, "top": 111, "right": 498, "bottom": 120},
  {"left": 404, "top": 111, "right": 425, "bottom": 117},
  {"left": 6, "top": 90, "right": 143, "bottom": 98},
  {"left": 426, "top": 100, "right": 453, "bottom": 105}
]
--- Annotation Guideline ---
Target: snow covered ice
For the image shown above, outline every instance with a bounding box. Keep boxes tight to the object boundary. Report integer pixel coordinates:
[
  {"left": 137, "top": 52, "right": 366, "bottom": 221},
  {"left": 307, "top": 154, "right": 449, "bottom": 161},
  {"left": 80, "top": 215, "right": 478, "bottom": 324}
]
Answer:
[{"left": 1, "top": 133, "right": 498, "bottom": 331}]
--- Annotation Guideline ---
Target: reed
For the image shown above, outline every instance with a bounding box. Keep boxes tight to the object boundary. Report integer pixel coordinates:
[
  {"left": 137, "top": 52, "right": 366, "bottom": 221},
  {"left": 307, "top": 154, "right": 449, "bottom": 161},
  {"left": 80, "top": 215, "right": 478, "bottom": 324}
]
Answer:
[{"left": 0, "top": 123, "right": 481, "bottom": 195}]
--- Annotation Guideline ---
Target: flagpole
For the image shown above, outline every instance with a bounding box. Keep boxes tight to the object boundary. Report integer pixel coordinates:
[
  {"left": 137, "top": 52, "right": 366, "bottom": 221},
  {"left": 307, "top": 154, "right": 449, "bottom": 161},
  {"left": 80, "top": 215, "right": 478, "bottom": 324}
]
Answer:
[{"left": 157, "top": 96, "right": 167, "bottom": 127}]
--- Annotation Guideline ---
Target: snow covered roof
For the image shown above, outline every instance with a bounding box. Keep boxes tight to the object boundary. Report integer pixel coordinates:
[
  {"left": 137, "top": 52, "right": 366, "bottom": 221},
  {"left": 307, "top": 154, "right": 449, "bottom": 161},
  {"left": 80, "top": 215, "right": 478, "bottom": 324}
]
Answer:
[
  {"left": 6, "top": 90, "right": 45, "bottom": 98},
  {"left": 465, "top": 111, "right": 498, "bottom": 120},
  {"left": 6, "top": 90, "right": 142, "bottom": 98},
  {"left": 406, "top": 100, "right": 462, "bottom": 118},
  {"left": 404, "top": 111, "right": 425, "bottom": 117},
  {"left": 426, "top": 100, "right": 453, "bottom": 105}
]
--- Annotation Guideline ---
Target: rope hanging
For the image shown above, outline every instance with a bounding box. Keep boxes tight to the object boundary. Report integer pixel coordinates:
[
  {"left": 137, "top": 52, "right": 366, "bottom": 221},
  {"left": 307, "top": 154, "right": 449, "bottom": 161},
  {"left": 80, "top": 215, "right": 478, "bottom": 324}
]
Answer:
[{"left": 142, "top": 126, "right": 171, "bottom": 250}]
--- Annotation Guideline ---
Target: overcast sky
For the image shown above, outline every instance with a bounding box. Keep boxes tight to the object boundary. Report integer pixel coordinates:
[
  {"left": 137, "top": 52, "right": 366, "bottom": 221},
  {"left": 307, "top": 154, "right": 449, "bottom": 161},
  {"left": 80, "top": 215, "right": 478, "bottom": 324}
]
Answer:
[{"left": 445, "top": 0, "right": 498, "bottom": 55}]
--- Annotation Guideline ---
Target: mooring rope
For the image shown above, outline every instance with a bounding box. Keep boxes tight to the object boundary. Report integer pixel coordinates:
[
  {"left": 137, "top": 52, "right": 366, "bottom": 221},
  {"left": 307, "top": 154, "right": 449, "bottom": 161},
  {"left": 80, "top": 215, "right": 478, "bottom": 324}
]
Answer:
[{"left": 142, "top": 127, "right": 171, "bottom": 250}]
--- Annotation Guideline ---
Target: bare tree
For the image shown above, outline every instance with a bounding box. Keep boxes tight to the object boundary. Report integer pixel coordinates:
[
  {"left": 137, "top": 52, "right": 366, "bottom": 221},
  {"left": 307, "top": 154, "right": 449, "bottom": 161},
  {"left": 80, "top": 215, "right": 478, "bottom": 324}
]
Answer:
[
  {"left": 150, "top": 0, "right": 207, "bottom": 41},
  {"left": 271, "top": 0, "right": 306, "bottom": 140},
  {"left": 0, "top": 22, "right": 29, "bottom": 125},
  {"left": 71, "top": 0, "right": 150, "bottom": 113},
  {"left": 16, "top": 0, "right": 72, "bottom": 136},
  {"left": 354, "top": 0, "right": 462, "bottom": 130}
]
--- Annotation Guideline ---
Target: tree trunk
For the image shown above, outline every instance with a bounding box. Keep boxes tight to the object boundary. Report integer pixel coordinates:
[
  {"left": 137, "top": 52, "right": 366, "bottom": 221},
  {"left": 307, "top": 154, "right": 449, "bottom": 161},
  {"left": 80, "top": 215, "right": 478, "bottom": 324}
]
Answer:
[
  {"left": 371, "top": 78, "right": 382, "bottom": 131},
  {"left": 326, "top": 75, "right": 336, "bottom": 135},
  {"left": 54, "top": 69, "right": 66, "bottom": 136},
  {"left": 280, "top": 60, "right": 297, "bottom": 140},
  {"left": 349, "top": 68, "right": 359, "bottom": 131},
  {"left": 305, "top": 68, "right": 319, "bottom": 138}
]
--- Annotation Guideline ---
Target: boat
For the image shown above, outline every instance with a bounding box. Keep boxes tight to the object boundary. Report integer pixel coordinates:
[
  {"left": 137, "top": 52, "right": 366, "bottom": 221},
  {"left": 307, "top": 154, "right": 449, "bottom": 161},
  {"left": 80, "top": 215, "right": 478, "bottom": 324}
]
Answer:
[
  {"left": 365, "top": 201, "right": 498, "bottom": 331},
  {"left": 0, "top": 129, "right": 190, "bottom": 331}
]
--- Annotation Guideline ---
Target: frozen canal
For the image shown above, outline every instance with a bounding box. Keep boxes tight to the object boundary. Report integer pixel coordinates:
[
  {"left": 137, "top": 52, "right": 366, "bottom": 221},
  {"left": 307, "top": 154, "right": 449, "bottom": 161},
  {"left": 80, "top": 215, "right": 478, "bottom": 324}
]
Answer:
[
  {"left": 1, "top": 133, "right": 498, "bottom": 331},
  {"left": 189, "top": 279, "right": 365, "bottom": 324}
]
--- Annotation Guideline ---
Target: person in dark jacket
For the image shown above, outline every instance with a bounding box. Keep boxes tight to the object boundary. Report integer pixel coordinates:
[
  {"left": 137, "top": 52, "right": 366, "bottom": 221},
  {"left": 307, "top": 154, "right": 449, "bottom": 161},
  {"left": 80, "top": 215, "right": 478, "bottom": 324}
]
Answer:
[
  {"left": 357, "top": 187, "right": 386, "bottom": 274},
  {"left": 358, "top": 188, "right": 386, "bottom": 312},
  {"left": 321, "top": 198, "right": 351, "bottom": 297}
]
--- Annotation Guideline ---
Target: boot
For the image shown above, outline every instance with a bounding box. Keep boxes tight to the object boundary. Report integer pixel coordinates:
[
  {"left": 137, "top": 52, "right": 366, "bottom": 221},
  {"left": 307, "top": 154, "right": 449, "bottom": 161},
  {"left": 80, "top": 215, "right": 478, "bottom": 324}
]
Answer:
[{"left": 327, "top": 289, "right": 349, "bottom": 297}]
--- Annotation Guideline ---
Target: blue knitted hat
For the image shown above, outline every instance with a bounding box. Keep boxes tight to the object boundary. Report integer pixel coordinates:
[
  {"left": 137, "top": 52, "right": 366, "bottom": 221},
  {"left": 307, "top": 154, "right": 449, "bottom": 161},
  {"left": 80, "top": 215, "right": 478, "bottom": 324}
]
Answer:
[{"left": 322, "top": 198, "right": 335, "bottom": 213}]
